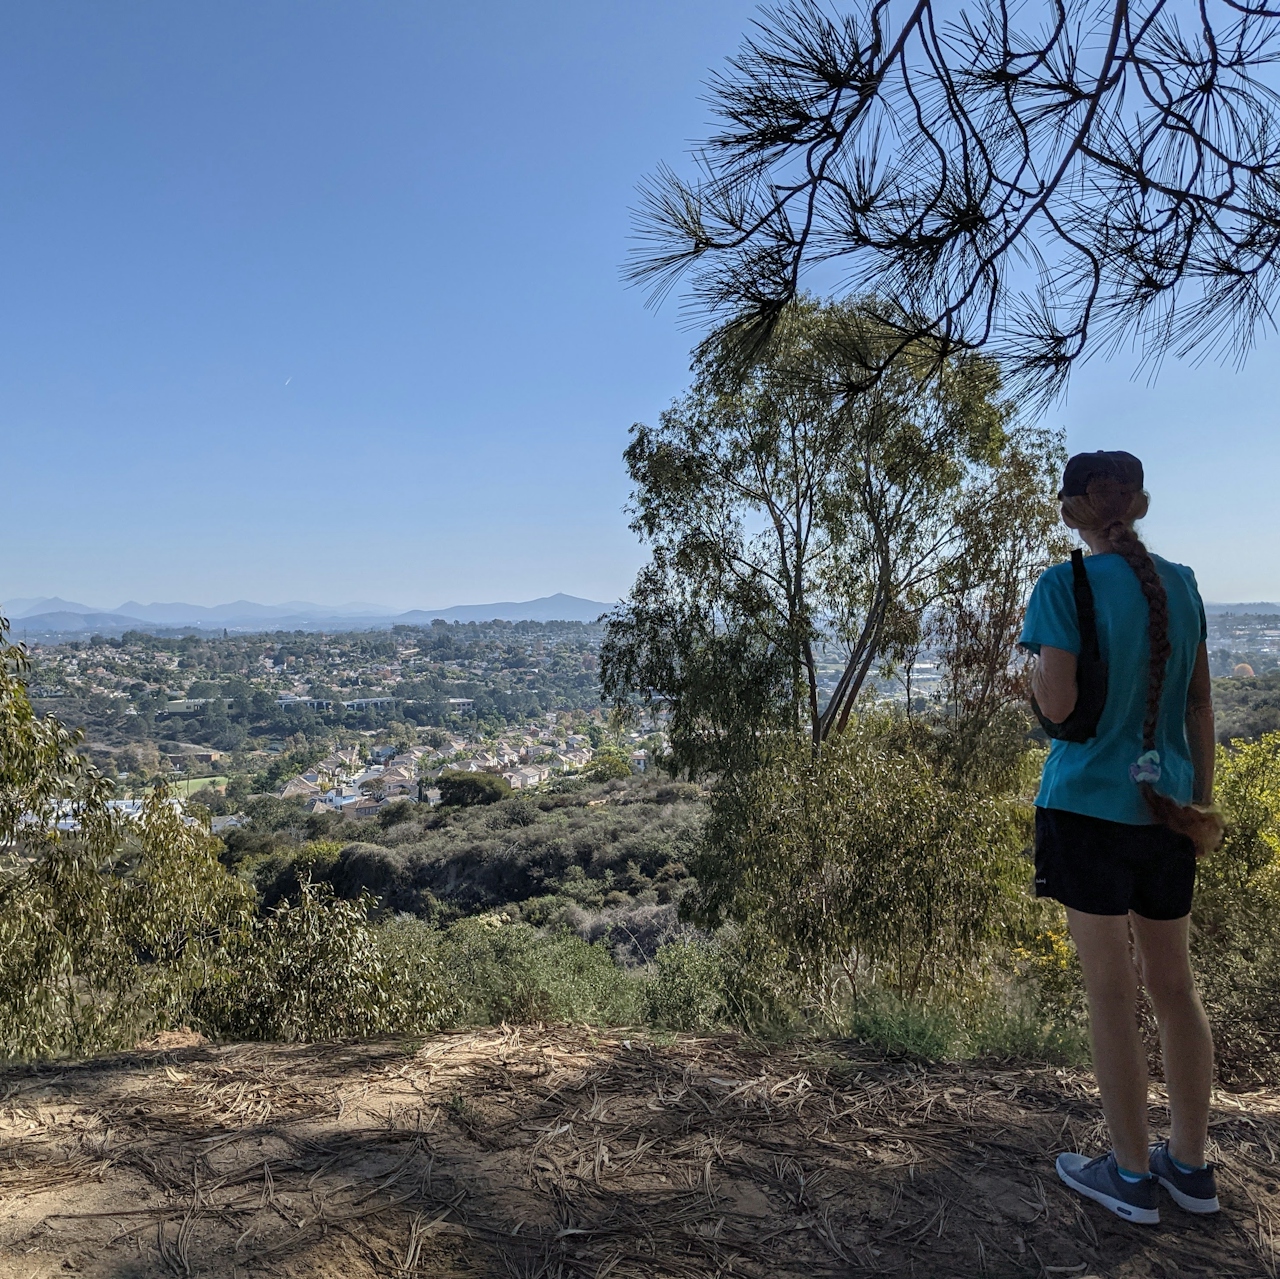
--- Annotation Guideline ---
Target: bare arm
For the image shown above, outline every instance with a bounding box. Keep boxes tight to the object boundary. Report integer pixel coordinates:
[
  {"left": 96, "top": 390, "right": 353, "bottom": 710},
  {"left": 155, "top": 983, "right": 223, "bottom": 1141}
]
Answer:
[
  {"left": 1186, "top": 641, "right": 1215, "bottom": 806},
  {"left": 1031, "top": 644, "right": 1078, "bottom": 724}
]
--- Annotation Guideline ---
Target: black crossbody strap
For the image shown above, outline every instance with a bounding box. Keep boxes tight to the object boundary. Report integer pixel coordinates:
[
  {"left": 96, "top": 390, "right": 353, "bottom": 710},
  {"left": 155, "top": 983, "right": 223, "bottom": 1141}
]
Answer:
[
  {"left": 1070, "top": 548, "right": 1101, "bottom": 661},
  {"left": 1033, "top": 550, "right": 1109, "bottom": 743}
]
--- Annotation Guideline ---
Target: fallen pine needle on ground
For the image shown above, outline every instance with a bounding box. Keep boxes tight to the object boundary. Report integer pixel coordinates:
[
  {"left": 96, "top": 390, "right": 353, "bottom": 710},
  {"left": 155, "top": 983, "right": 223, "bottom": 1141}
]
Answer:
[{"left": 2, "top": 1027, "right": 1278, "bottom": 1277}]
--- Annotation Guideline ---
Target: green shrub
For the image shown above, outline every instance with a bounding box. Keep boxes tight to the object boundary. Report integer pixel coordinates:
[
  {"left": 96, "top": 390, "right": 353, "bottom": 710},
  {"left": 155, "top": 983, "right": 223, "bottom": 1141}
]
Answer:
[
  {"left": 243, "top": 794, "right": 311, "bottom": 833},
  {"left": 1190, "top": 734, "right": 1280, "bottom": 1080},
  {"left": 0, "top": 786, "right": 254, "bottom": 1060},
  {"left": 692, "top": 717, "right": 1030, "bottom": 1009},
  {"left": 252, "top": 838, "right": 345, "bottom": 907},
  {"left": 434, "top": 915, "right": 643, "bottom": 1025},
  {"left": 1008, "top": 910, "right": 1087, "bottom": 1026},
  {"left": 197, "top": 879, "right": 454, "bottom": 1042},
  {"left": 375, "top": 913, "right": 461, "bottom": 1031},
  {"left": 646, "top": 939, "right": 725, "bottom": 1030},
  {"left": 378, "top": 798, "right": 417, "bottom": 829},
  {"left": 586, "top": 749, "right": 633, "bottom": 781}
]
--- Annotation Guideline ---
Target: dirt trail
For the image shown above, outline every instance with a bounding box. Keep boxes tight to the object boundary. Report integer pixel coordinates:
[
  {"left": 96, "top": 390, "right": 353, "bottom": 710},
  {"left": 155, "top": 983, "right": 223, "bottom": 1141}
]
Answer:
[{"left": 2, "top": 1028, "right": 1278, "bottom": 1277}]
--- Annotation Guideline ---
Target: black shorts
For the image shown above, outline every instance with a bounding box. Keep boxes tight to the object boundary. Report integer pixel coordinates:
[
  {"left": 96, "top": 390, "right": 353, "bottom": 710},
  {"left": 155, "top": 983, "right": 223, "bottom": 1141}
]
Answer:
[{"left": 1034, "top": 806, "right": 1196, "bottom": 920}]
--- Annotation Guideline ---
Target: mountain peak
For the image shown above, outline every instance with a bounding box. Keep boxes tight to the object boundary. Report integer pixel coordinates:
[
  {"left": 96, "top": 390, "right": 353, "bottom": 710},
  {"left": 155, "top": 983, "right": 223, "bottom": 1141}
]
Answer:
[{"left": 3, "top": 597, "right": 99, "bottom": 618}]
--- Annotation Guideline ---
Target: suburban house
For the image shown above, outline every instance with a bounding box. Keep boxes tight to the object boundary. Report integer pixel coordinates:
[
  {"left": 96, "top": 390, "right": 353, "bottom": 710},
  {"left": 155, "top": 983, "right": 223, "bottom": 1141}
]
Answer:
[
  {"left": 503, "top": 765, "right": 550, "bottom": 790},
  {"left": 377, "top": 765, "right": 417, "bottom": 796}
]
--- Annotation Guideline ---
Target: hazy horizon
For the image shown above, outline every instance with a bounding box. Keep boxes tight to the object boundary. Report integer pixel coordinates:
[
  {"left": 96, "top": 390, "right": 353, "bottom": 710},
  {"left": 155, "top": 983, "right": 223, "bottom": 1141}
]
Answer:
[
  {"left": 2, "top": 591, "right": 616, "bottom": 619},
  {"left": 7, "top": 584, "right": 1279, "bottom": 624}
]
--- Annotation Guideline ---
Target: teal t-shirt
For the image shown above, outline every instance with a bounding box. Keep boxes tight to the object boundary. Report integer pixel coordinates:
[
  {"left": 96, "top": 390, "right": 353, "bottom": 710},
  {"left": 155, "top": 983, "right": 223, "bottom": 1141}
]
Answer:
[{"left": 1019, "top": 552, "right": 1207, "bottom": 826}]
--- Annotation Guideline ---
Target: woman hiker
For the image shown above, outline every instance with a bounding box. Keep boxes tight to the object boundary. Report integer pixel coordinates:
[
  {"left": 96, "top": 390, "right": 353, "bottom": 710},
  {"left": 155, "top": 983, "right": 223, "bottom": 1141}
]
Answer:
[{"left": 1019, "top": 450, "right": 1225, "bottom": 1225}]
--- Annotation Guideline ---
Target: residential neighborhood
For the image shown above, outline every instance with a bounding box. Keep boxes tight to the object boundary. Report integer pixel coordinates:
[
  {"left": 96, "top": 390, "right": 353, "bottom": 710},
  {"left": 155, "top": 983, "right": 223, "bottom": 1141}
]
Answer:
[
  {"left": 274, "top": 724, "right": 638, "bottom": 817},
  {"left": 15, "top": 619, "right": 659, "bottom": 801}
]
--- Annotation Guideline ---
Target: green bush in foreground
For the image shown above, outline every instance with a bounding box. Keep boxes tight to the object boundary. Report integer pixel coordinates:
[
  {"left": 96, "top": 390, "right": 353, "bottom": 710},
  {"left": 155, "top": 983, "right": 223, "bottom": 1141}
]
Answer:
[
  {"left": 0, "top": 656, "right": 256, "bottom": 1058},
  {"left": 195, "top": 880, "right": 455, "bottom": 1043},
  {"left": 690, "top": 719, "right": 1032, "bottom": 1009},
  {"left": 383, "top": 913, "right": 643, "bottom": 1027},
  {"left": 645, "top": 938, "right": 726, "bottom": 1030}
]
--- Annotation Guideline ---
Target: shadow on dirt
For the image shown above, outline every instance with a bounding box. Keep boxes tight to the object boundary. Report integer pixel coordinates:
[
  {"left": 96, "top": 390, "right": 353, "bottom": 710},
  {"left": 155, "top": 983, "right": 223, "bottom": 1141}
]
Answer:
[{"left": 2, "top": 1030, "right": 1276, "bottom": 1277}]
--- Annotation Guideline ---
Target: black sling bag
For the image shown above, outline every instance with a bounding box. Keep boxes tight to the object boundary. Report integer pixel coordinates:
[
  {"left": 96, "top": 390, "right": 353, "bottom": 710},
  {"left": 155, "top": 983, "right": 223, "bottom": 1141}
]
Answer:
[{"left": 1031, "top": 549, "right": 1109, "bottom": 743}]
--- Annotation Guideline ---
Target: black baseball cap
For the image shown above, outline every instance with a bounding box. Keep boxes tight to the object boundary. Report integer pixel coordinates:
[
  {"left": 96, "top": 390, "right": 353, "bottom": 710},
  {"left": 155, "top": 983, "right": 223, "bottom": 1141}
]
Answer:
[{"left": 1059, "top": 450, "right": 1144, "bottom": 499}]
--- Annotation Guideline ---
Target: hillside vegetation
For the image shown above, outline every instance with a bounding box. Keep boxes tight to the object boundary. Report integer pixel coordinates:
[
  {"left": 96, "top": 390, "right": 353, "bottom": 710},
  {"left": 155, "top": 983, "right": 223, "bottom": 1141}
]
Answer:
[
  {"left": 8, "top": 595, "right": 1280, "bottom": 1087},
  {"left": 1214, "top": 672, "right": 1280, "bottom": 745},
  {"left": 230, "top": 774, "right": 701, "bottom": 950}
]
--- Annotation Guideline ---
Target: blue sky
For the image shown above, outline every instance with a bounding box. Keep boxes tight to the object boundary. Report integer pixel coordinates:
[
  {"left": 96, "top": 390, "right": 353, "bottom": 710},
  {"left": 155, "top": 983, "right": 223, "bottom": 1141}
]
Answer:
[{"left": 3, "top": 1, "right": 1276, "bottom": 610}]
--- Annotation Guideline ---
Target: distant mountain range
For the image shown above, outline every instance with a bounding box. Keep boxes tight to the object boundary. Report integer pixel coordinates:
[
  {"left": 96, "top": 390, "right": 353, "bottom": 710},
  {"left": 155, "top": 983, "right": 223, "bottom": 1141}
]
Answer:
[
  {"left": 1, "top": 593, "right": 615, "bottom": 636},
  {"left": 4, "top": 592, "right": 1273, "bottom": 640}
]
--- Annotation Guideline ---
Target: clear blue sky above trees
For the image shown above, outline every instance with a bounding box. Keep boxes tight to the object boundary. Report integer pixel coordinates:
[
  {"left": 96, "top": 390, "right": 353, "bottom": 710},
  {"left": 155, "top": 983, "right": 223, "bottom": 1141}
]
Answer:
[{"left": 3, "top": 1, "right": 1275, "bottom": 608}]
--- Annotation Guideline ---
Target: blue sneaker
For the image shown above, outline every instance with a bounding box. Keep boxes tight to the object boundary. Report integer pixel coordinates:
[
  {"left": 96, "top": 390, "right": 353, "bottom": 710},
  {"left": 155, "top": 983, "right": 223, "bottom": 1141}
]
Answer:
[
  {"left": 1149, "top": 1141, "right": 1220, "bottom": 1214},
  {"left": 1055, "top": 1151, "right": 1160, "bottom": 1224}
]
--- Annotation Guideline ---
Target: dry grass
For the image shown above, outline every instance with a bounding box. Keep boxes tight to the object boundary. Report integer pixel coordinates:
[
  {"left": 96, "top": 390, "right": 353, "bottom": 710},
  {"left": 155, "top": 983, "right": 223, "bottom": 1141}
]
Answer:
[{"left": 2, "top": 1027, "right": 1279, "bottom": 1277}]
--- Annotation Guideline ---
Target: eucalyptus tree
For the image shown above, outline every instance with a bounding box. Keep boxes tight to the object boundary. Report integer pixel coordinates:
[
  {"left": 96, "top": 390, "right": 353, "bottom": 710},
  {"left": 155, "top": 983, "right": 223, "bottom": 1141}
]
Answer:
[
  {"left": 600, "top": 297, "right": 1063, "bottom": 778},
  {"left": 0, "top": 622, "right": 251, "bottom": 1057},
  {"left": 632, "top": 0, "right": 1280, "bottom": 397}
]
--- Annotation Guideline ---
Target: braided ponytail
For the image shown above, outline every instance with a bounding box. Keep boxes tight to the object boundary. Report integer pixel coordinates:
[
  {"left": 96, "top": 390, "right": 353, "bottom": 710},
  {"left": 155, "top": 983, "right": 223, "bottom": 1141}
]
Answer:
[
  {"left": 1061, "top": 479, "right": 1224, "bottom": 855},
  {"left": 1107, "top": 520, "right": 1171, "bottom": 760}
]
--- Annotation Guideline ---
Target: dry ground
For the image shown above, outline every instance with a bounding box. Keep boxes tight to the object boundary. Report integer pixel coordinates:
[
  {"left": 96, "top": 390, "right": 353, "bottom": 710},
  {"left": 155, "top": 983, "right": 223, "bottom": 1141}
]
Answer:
[{"left": 2, "top": 1028, "right": 1279, "bottom": 1278}]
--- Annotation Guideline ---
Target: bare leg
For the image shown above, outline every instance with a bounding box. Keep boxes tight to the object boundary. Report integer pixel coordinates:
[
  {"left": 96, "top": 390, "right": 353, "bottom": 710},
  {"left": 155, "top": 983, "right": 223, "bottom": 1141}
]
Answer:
[
  {"left": 1130, "top": 913, "right": 1213, "bottom": 1167},
  {"left": 1065, "top": 908, "right": 1149, "bottom": 1172}
]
